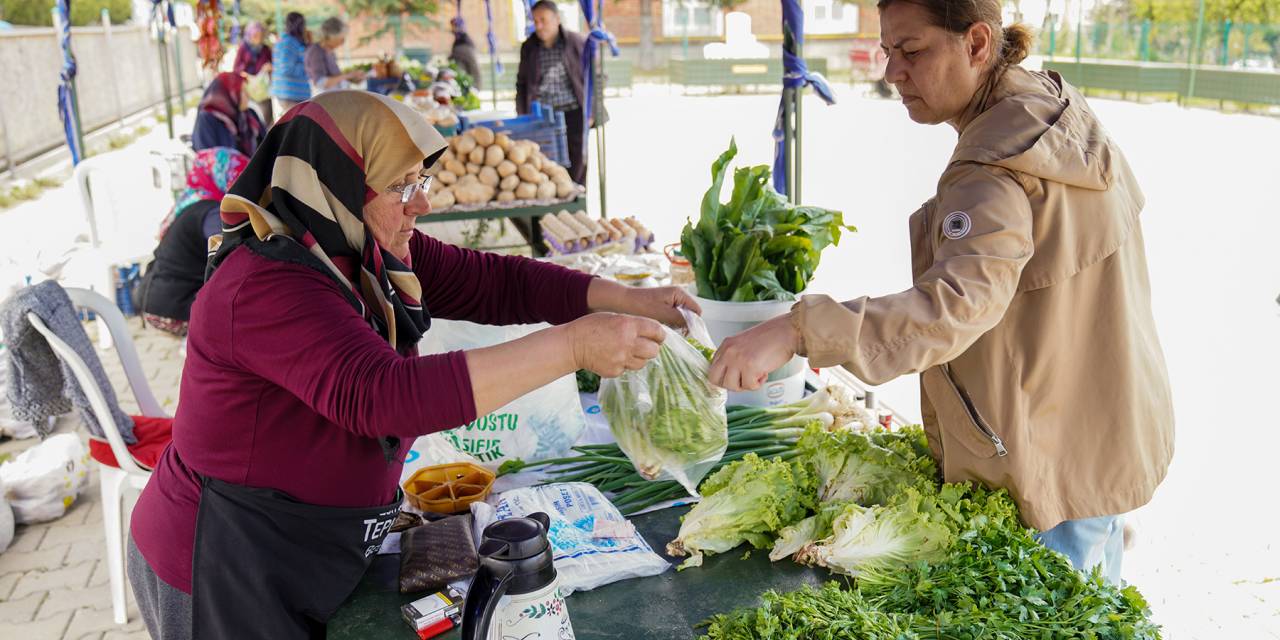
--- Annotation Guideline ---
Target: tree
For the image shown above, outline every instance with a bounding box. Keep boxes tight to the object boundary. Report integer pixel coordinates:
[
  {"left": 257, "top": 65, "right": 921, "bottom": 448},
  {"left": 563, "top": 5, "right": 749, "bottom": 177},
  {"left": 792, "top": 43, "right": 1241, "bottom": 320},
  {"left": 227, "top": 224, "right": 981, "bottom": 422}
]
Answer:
[{"left": 638, "top": 0, "right": 655, "bottom": 70}]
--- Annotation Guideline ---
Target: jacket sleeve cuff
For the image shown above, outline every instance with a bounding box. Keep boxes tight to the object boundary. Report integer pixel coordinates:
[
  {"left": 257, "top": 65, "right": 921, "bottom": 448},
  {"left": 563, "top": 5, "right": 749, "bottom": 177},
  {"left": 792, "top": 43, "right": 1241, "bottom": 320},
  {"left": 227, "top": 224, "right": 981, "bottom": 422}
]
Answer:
[{"left": 790, "top": 294, "right": 864, "bottom": 369}]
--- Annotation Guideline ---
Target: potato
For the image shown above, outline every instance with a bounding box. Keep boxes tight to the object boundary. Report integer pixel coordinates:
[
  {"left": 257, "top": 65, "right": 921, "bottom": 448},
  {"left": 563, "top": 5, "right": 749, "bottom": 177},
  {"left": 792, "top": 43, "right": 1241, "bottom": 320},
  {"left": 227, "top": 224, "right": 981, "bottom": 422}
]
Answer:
[
  {"left": 517, "top": 164, "right": 543, "bottom": 183},
  {"left": 444, "top": 159, "right": 467, "bottom": 176},
  {"left": 496, "top": 190, "right": 515, "bottom": 203},
  {"left": 544, "top": 163, "right": 570, "bottom": 182},
  {"left": 458, "top": 173, "right": 480, "bottom": 187},
  {"left": 494, "top": 133, "right": 513, "bottom": 152},
  {"left": 437, "top": 170, "right": 458, "bottom": 185},
  {"left": 530, "top": 154, "right": 544, "bottom": 171},
  {"left": 507, "top": 143, "right": 531, "bottom": 165},
  {"left": 496, "top": 160, "right": 518, "bottom": 178},
  {"left": 470, "top": 126, "right": 495, "bottom": 147},
  {"left": 466, "top": 162, "right": 481, "bottom": 175},
  {"left": 453, "top": 184, "right": 484, "bottom": 205},
  {"left": 536, "top": 180, "right": 556, "bottom": 201},
  {"left": 500, "top": 174, "right": 520, "bottom": 191},
  {"left": 555, "top": 179, "right": 575, "bottom": 199},
  {"left": 478, "top": 184, "right": 496, "bottom": 202},
  {"left": 478, "top": 166, "right": 500, "bottom": 187},
  {"left": 483, "top": 145, "right": 504, "bottom": 168},
  {"left": 440, "top": 149, "right": 456, "bottom": 165},
  {"left": 428, "top": 179, "right": 442, "bottom": 195},
  {"left": 515, "top": 182, "right": 538, "bottom": 200},
  {"left": 429, "top": 188, "right": 455, "bottom": 210},
  {"left": 468, "top": 147, "right": 486, "bottom": 165},
  {"left": 454, "top": 135, "right": 477, "bottom": 155}
]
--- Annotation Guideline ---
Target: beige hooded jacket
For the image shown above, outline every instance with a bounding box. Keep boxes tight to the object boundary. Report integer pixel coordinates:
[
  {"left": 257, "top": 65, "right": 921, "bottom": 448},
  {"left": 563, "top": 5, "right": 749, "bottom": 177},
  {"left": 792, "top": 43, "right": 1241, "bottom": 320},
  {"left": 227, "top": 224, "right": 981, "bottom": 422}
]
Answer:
[{"left": 791, "top": 66, "right": 1174, "bottom": 531}]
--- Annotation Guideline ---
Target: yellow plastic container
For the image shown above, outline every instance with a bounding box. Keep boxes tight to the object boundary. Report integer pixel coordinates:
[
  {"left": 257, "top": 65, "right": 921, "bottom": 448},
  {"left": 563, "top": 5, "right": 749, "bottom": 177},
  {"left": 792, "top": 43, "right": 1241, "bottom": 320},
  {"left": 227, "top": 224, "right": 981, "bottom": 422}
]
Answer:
[{"left": 402, "top": 462, "right": 495, "bottom": 515}]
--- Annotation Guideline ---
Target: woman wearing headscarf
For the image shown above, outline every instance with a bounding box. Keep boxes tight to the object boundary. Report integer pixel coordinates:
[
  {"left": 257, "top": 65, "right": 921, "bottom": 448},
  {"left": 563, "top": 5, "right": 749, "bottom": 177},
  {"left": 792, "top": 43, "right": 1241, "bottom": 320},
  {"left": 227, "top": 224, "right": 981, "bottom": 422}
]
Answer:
[
  {"left": 136, "top": 148, "right": 249, "bottom": 337},
  {"left": 126, "top": 91, "right": 696, "bottom": 639},
  {"left": 449, "top": 16, "right": 482, "bottom": 88},
  {"left": 233, "top": 22, "right": 273, "bottom": 122},
  {"left": 269, "top": 12, "right": 311, "bottom": 112},
  {"left": 190, "top": 73, "right": 265, "bottom": 156}
]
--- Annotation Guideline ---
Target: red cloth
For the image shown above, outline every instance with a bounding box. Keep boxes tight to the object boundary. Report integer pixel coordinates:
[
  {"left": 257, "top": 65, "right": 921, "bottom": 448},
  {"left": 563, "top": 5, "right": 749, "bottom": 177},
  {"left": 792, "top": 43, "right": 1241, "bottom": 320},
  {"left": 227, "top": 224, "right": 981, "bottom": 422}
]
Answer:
[
  {"left": 88, "top": 416, "right": 174, "bottom": 471},
  {"left": 233, "top": 43, "right": 272, "bottom": 76},
  {"left": 130, "top": 230, "right": 593, "bottom": 593}
]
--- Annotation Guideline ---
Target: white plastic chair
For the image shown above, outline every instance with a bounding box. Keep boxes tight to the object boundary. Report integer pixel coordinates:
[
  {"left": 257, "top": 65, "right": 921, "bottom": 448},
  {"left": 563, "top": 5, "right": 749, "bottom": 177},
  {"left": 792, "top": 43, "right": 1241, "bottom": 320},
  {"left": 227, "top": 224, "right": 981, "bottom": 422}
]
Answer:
[
  {"left": 25, "top": 287, "right": 167, "bottom": 626},
  {"left": 70, "top": 151, "right": 174, "bottom": 349}
]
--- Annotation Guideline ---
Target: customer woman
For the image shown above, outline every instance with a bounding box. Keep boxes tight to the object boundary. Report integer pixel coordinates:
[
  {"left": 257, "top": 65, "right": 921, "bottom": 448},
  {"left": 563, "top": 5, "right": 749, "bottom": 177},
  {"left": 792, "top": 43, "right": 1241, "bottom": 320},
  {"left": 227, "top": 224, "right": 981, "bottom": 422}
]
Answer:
[
  {"left": 306, "top": 16, "right": 365, "bottom": 94},
  {"left": 708, "top": 0, "right": 1173, "bottom": 585},
  {"left": 136, "top": 147, "right": 249, "bottom": 337},
  {"left": 190, "top": 72, "right": 265, "bottom": 156},
  {"left": 127, "top": 90, "right": 696, "bottom": 638},
  {"left": 269, "top": 12, "right": 311, "bottom": 112},
  {"left": 232, "top": 21, "right": 273, "bottom": 122}
]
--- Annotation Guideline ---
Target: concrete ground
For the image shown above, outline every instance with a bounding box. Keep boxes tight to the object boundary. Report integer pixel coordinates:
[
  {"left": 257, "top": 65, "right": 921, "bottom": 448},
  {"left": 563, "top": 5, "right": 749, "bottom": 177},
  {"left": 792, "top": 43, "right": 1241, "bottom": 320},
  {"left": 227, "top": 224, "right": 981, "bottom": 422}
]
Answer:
[{"left": 1, "top": 81, "right": 1277, "bottom": 638}]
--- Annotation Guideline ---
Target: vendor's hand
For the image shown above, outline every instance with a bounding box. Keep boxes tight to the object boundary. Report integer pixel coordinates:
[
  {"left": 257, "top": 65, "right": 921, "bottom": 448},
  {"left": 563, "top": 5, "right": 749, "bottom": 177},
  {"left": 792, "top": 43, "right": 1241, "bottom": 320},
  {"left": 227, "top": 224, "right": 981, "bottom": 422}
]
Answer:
[
  {"left": 565, "top": 313, "right": 665, "bottom": 377},
  {"left": 708, "top": 314, "right": 799, "bottom": 391},
  {"left": 588, "top": 280, "right": 702, "bottom": 329}
]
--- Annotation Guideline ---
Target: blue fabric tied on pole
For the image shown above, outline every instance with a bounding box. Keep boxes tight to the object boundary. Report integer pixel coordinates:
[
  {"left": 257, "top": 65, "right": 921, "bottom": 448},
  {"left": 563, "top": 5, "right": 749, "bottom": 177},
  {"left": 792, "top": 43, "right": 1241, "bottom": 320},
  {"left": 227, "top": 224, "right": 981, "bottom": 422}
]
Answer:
[
  {"left": 522, "top": 0, "right": 534, "bottom": 37},
  {"left": 483, "top": 0, "right": 503, "bottom": 75},
  {"left": 772, "top": 0, "right": 836, "bottom": 195},
  {"left": 56, "top": 0, "right": 81, "bottom": 165},
  {"left": 579, "top": 0, "right": 618, "bottom": 135}
]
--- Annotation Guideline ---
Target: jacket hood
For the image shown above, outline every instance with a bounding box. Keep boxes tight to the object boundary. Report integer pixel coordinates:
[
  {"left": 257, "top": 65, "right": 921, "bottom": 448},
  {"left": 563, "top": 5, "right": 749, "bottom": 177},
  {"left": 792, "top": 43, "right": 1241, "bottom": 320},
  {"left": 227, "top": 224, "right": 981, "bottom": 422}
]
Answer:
[{"left": 951, "top": 66, "right": 1115, "bottom": 191}]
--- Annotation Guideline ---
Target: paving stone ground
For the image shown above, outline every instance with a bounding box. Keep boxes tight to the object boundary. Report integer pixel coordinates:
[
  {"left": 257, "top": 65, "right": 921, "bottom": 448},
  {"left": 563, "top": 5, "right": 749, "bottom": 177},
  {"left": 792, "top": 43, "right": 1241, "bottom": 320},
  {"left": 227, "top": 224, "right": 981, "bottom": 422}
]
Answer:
[{"left": 1, "top": 321, "right": 183, "bottom": 640}]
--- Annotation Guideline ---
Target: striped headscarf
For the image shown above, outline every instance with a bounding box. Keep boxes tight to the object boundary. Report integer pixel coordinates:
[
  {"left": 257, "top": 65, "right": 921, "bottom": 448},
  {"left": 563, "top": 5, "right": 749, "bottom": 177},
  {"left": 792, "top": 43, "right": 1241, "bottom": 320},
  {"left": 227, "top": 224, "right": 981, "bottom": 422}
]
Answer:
[{"left": 212, "top": 91, "right": 447, "bottom": 354}]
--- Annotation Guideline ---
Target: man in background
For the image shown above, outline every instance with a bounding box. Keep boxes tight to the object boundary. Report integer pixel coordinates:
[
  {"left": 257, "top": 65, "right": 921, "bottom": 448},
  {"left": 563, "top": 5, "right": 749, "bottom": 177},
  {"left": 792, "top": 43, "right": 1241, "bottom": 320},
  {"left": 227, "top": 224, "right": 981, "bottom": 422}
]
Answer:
[{"left": 516, "top": 0, "right": 606, "bottom": 186}]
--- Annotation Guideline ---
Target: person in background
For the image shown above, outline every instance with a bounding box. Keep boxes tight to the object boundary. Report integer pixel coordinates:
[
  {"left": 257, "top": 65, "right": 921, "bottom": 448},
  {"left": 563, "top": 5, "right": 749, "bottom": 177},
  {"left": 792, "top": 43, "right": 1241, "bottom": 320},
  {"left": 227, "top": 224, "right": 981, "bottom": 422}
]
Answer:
[
  {"left": 516, "top": 0, "right": 606, "bottom": 186},
  {"left": 270, "top": 12, "right": 310, "bottom": 114},
  {"left": 136, "top": 148, "right": 250, "bottom": 337},
  {"left": 233, "top": 21, "right": 273, "bottom": 123},
  {"left": 306, "top": 17, "right": 365, "bottom": 95},
  {"left": 707, "top": 0, "right": 1173, "bottom": 585},
  {"left": 449, "top": 16, "right": 481, "bottom": 88},
  {"left": 191, "top": 72, "right": 265, "bottom": 156}
]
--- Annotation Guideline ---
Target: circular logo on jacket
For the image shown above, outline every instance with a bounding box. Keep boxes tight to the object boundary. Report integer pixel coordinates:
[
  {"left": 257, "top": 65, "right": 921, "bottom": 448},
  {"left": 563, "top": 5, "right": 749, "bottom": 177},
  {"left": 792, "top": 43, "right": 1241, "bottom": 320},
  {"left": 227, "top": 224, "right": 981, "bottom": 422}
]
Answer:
[{"left": 942, "top": 211, "right": 972, "bottom": 240}]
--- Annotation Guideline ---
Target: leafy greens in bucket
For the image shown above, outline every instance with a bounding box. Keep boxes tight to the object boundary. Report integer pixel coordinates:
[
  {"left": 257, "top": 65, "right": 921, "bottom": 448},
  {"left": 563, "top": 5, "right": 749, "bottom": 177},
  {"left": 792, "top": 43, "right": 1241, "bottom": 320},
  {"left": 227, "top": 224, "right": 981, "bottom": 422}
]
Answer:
[{"left": 680, "top": 138, "right": 854, "bottom": 302}]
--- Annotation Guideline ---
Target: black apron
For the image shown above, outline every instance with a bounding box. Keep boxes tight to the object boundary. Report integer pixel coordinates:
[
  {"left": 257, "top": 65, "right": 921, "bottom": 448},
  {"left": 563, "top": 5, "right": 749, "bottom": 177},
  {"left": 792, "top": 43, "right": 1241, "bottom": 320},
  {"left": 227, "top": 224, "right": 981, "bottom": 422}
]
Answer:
[{"left": 191, "top": 476, "right": 400, "bottom": 639}]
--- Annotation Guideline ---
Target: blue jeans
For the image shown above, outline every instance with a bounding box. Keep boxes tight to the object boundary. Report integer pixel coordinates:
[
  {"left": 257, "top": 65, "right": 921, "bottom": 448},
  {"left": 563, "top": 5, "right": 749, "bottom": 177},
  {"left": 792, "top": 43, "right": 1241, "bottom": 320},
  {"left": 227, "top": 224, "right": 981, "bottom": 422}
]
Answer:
[{"left": 1036, "top": 515, "right": 1125, "bottom": 584}]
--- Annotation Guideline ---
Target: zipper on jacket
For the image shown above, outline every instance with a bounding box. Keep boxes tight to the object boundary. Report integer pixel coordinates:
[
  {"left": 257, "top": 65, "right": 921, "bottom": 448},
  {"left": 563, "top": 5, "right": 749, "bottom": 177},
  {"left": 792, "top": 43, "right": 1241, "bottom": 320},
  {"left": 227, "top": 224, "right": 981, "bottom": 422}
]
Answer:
[{"left": 943, "top": 364, "right": 1009, "bottom": 457}]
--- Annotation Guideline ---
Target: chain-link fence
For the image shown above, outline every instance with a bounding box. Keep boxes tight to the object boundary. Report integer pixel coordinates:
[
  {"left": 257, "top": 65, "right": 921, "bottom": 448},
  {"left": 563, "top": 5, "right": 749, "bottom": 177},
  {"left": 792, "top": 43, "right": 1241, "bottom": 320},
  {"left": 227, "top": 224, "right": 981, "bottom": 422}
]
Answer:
[{"left": 1039, "top": 19, "right": 1280, "bottom": 70}]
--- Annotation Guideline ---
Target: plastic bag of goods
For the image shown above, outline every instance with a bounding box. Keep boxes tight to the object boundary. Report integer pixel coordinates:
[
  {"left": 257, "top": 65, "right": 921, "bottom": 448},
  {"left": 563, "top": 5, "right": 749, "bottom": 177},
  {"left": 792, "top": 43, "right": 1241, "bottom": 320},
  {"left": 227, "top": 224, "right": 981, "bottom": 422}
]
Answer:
[
  {"left": 471, "top": 482, "right": 669, "bottom": 595},
  {"left": 599, "top": 308, "right": 727, "bottom": 495},
  {"left": 0, "top": 433, "right": 90, "bottom": 524},
  {"left": 418, "top": 320, "right": 587, "bottom": 470}
]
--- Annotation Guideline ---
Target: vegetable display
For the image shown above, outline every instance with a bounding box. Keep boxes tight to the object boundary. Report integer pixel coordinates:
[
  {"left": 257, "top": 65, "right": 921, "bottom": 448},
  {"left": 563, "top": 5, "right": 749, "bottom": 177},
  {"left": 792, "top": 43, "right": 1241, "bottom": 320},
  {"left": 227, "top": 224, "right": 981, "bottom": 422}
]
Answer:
[
  {"left": 599, "top": 329, "right": 728, "bottom": 494},
  {"left": 429, "top": 127, "right": 581, "bottom": 211},
  {"left": 702, "top": 484, "right": 1161, "bottom": 639},
  {"left": 676, "top": 425, "right": 1161, "bottom": 639},
  {"left": 679, "top": 138, "right": 854, "bottom": 302},
  {"left": 497, "top": 387, "right": 872, "bottom": 515}
]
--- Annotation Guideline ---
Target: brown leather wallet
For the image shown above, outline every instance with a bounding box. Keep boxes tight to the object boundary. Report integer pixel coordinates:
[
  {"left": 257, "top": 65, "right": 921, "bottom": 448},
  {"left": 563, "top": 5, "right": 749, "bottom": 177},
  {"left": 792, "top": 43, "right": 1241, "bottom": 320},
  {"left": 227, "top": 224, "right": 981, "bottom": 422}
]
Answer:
[{"left": 398, "top": 514, "right": 479, "bottom": 595}]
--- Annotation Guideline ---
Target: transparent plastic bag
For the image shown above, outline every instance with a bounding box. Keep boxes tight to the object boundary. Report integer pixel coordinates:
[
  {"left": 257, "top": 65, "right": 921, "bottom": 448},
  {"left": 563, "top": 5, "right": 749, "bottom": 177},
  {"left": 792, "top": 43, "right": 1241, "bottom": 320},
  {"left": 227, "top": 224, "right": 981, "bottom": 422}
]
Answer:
[{"left": 600, "top": 308, "right": 727, "bottom": 495}]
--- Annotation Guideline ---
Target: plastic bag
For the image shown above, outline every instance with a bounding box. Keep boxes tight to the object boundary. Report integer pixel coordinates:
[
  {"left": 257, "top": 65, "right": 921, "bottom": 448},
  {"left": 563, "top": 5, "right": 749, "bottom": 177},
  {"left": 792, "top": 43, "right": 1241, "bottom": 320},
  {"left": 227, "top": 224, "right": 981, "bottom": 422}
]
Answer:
[
  {"left": 418, "top": 320, "right": 587, "bottom": 470},
  {"left": 471, "top": 483, "right": 669, "bottom": 595},
  {"left": 397, "top": 432, "right": 482, "bottom": 487},
  {"left": 600, "top": 309, "right": 727, "bottom": 495},
  {"left": 0, "top": 433, "right": 90, "bottom": 524}
]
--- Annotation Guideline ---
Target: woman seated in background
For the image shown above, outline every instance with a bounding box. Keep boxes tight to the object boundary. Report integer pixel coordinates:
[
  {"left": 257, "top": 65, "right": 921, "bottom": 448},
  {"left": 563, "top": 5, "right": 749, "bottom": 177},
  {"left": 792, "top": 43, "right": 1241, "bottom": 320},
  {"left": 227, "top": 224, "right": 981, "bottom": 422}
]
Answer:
[
  {"left": 136, "top": 147, "right": 249, "bottom": 337},
  {"left": 127, "top": 90, "right": 697, "bottom": 638},
  {"left": 232, "top": 22, "right": 273, "bottom": 123},
  {"left": 191, "top": 72, "right": 265, "bottom": 156}
]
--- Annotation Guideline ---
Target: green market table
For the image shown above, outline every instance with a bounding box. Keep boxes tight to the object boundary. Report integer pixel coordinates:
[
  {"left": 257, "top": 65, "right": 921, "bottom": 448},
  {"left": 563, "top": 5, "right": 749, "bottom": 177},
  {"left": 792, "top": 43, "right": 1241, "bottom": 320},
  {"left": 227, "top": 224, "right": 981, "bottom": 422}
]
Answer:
[{"left": 329, "top": 506, "right": 831, "bottom": 640}]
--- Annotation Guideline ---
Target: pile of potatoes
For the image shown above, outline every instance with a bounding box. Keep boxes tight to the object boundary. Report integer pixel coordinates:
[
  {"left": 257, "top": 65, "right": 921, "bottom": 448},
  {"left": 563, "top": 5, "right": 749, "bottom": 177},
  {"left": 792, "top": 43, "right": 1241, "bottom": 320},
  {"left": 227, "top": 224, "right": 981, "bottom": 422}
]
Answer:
[{"left": 428, "top": 126, "right": 579, "bottom": 211}]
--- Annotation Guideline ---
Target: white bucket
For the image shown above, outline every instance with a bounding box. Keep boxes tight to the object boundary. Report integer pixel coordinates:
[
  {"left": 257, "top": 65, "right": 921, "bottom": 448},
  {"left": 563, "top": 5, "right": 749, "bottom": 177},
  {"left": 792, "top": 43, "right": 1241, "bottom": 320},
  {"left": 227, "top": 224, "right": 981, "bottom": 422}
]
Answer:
[{"left": 695, "top": 294, "right": 807, "bottom": 407}]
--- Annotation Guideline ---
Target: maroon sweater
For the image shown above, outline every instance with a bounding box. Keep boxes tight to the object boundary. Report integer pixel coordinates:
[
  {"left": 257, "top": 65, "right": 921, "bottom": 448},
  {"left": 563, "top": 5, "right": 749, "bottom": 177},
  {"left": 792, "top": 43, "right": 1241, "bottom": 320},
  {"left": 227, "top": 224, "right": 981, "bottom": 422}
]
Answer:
[{"left": 131, "top": 231, "right": 592, "bottom": 593}]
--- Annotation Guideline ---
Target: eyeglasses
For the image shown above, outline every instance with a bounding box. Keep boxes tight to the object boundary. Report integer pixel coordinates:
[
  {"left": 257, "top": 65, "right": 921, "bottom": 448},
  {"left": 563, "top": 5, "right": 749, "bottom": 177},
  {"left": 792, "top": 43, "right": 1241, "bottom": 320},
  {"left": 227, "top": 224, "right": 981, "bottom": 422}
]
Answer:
[{"left": 388, "top": 174, "right": 433, "bottom": 204}]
